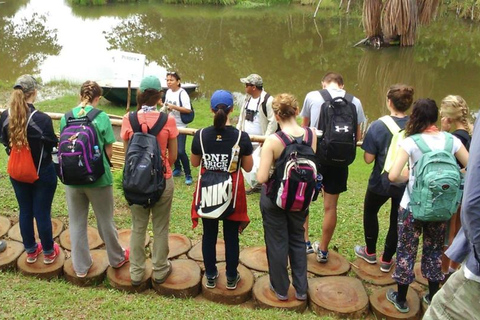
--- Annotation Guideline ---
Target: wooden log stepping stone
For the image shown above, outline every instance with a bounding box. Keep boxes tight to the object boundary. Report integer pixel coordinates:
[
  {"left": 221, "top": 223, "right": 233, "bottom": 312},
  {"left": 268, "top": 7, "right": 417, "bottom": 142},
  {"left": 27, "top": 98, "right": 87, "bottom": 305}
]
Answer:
[
  {"left": 370, "top": 285, "right": 420, "bottom": 320},
  {"left": 17, "top": 243, "right": 66, "bottom": 280},
  {"left": 414, "top": 262, "right": 428, "bottom": 286},
  {"left": 187, "top": 239, "right": 225, "bottom": 262},
  {"left": 59, "top": 226, "right": 104, "bottom": 251},
  {"left": 152, "top": 259, "right": 201, "bottom": 298},
  {"left": 107, "top": 260, "right": 153, "bottom": 293},
  {"left": 252, "top": 274, "right": 307, "bottom": 313},
  {"left": 168, "top": 233, "right": 192, "bottom": 259},
  {"left": 0, "top": 215, "right": 11, "bottom": 238},
  {"left": 202, "top": 262, "right": 254, "bottom": 305},
  {"left": 239, "top": 246, "right": 269, "bottom": 272},
  {"left": 309, "top": 276, "right": 369, "bottom": 318},
  {"left": 306, "top": 250, "right": 350, "bottom": 276},
  {"left": 63, "top": 249, "right": 109, "bottom": 287},
  {"left": 8, "top": 218, "right": 64, "bottom": 243},
  {"left": 351, "top": 257, "right": 396, "bottom": 285},
  {"left": 0, "top": 240, "right": 24, "bottom": 270},
  {"left": 117, "top": 229, "right": 150, "bottom": 249}
]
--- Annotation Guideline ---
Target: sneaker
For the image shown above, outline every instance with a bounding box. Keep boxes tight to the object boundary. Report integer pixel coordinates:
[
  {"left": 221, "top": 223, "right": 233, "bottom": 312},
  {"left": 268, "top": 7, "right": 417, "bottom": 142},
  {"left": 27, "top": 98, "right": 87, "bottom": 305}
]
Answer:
[
  {"left": 226, "top": 273, "right": 241, "bottom": 290},
  {"left": 131, "top": 279, "right": 142, "bottom": 286},
  {"left": 317, "top": 249, "right": 329, "bottom": 263},
  {"left": 295, "top": 292, "right": 307, "bottom": 301},
  {"left": 26, "top": 243, "right": 43, "bottom": 264},
  {"left": 386, "top": 288, "right": 410, "bottom": 313},
  {"left": 354, "top": 245, "right": 377, "bottom": 264},
  {"left": 172, "top": 168, "right": 183, "bottom": 177},
  {"left": 0, "top": 240, "right": 6, "bottom": 253},
  {"left": 269, "top": 283, "right": 288, "bottom": 301},
  {"left": 205, "top": 271, "right": 219, "bottom": 289},
  {"left": 185, "top": 175, "right": 193, "bottom": 186},
  {"left": 306, "top": 241, "right": 314, "bottom": 254},
  {"left": 380, "top": 256, "right": 394, "bottom": 273},
  {"left": 112, "top": 248, "right": 130, "bottom": 269},
  {"left": 423, "top": 292, "right": 432, "bottom": 305},
  {"left": 43, "top": 243, "right": 60, "bottom": 265},
  {"left": 153, "top": 262, "right": 173, "bottom": 284}
]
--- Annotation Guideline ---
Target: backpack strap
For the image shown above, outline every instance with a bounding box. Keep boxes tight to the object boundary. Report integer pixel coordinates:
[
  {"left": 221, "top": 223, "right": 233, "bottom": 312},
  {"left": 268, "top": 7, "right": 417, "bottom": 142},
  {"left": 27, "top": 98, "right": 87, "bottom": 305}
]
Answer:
[
  {"left": 149, "top": 113, "right": 168, "bottom": 136},
  {"left": 411, "top": 134, "right": 432, "bottom": 154},
  {"left": 261, "top": 93, "right": 271, "bottom": 117},
  {"left": 302, "top": 127, "right": 314, "bottom": 147},
  {"left": 344, "top": 93, "right": 354, "bottom": 104},
  {"left": 129, "top": 111, "right": 141, "bottom": 133},
  {"left": 274, "top": 131, "right": 294, "bottom": 147},
  {"left": 379, "top": 115, "right": 401, "bottom": 135},
  {"left": 319, "top": 89, "right": 332, "bottom": 102},
  {"left": 85, "top": 108, "right": 103, "bottom": 122},
  {"left": 443, "top": 132, "right": 454, "bottom": 153}
]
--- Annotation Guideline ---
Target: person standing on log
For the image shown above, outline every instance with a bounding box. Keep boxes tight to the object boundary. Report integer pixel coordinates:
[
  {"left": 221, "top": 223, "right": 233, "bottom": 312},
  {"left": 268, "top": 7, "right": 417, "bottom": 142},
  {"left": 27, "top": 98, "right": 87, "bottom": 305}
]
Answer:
[
  {"left": 354, "top": 84, "right": 414, "bottom": 273},
  {"left": 257, "top": 93, "right": 317, "bottom": 301},
  {"left": 61, "top": 81, "right": 128, "bottom": 278},
  {"left": 121, "top": 75, "right": 178, "bottom": 285},
  {"left": 387, "top": 99, "right": 468, "bottom": 313},
  {"left": 164, "top": 71, "right": 193, "bottom": 186},
  {"left": 190, "top": 90, "right": 253, "bottom": 290},
  {"left": 0, "top": 75, "right": 59, "bottom": 264}
]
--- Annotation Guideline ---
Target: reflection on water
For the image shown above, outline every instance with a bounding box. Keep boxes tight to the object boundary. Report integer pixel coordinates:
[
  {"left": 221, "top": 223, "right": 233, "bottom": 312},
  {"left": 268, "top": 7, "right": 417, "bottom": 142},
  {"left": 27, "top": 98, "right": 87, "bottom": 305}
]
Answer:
[{"left": 2, "top": 0, "right": 480, "bottom": 119}]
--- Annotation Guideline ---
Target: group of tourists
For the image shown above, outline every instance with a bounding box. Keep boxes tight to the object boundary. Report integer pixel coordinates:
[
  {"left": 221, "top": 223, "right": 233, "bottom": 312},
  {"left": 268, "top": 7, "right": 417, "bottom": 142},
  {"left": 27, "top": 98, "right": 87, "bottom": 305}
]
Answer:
[{"left": 0, "top": 70, "right": 479, "bottom": 318}]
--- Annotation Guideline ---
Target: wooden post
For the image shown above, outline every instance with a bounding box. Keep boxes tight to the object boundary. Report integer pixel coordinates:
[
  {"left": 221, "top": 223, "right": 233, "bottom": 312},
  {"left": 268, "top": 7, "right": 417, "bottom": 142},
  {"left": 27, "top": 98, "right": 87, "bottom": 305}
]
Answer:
[{"left": 126, "top": 80, "right": 131, "bottom": 112}]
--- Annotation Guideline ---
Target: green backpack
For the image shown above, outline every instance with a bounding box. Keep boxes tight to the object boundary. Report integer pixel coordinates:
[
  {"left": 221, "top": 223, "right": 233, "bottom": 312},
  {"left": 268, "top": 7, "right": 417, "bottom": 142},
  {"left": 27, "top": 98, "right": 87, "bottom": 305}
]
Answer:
[{"left": 408, "top": 132, "right": 463, "bottom": 222}]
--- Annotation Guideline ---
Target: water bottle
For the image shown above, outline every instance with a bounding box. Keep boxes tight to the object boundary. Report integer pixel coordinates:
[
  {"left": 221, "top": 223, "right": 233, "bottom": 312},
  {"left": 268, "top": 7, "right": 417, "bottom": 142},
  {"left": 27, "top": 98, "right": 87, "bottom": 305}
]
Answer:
[
  {"left": 52, "top": 147, "right": 58, "bottom": 164},
  {"left": 93, "top": 145, "right": 100, "bottom": 160}
]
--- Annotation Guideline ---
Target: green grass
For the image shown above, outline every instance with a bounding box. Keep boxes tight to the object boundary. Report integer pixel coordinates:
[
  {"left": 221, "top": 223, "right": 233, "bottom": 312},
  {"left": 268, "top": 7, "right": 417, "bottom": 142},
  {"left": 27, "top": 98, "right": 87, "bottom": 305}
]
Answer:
[{"left": 0, "top": 84, "right": 395, "bottom": 318}]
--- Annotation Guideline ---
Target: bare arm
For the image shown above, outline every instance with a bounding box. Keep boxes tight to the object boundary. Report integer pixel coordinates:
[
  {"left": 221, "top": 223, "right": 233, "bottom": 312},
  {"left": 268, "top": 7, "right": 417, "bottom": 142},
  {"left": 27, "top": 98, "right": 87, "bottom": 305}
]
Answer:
[
  {"left": 257, "top": 138, "right": 275, "bottom": 184},
  {"left": 191, "top": 153, "right": 201, "bottom": 167},
  {"left": 104, "top": 144, "right": 113, "bottom": 160},
  {"left": 388, "top": 148, "right": 409, "bottom": 183},
  {"left": 364, "top": 152, "right": 375, "bottom": 164},
  {"left": 302, "top": 117, "right": 310, "bottom": 127},
  {"left": 241, "top": 155, "right": 253, "bottom": 172},
  {"left": 455, "top": 144, "right": 469, "bottom": 168},
  {"left": 356, "top": 125, "right": 362, "bottom": 142},
  {"left": 167, "top": 137, "right": 178, "bottom": 166}
]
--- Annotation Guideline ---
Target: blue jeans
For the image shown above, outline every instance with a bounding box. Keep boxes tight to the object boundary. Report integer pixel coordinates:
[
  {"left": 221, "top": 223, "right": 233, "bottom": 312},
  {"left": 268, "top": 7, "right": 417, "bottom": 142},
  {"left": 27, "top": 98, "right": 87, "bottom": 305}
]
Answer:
[
  {"left": 10, "top": 163, "right": 57, "bottom": 254},
  {"left": 174, "top": 133, "right": 191, "bottom": 176}
]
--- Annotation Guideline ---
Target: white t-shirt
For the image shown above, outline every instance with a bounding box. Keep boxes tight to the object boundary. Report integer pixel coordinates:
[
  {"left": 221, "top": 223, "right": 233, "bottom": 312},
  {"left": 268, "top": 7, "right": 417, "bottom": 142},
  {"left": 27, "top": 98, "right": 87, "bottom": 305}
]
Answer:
[
  {"left": 243, "top": 96, "right": 263, "bottom": 136},
  {"left": 399, "top": 132, "right": 463, "bottom": 209},
  {"left": 165, "top": 88, "right": 191, "bottom": 128}
]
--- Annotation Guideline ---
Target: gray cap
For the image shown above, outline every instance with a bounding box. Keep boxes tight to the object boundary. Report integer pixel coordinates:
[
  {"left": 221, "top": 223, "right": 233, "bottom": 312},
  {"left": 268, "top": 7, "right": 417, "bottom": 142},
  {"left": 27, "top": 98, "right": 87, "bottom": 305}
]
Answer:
[
  {"left": 13, "top": 75, "right": 38, "bottom": 93},
  {"left": 240, "top": 73, "right": 263, "bottom": 86}
]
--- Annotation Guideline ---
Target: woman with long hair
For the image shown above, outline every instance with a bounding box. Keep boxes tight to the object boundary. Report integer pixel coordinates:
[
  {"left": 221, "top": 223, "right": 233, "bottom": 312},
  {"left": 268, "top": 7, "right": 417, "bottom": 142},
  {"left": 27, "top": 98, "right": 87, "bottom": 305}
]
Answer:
[
  {"left": 0, "top": 75, "right": 59, "bottom": 264},
  {"left": 387, "top": 99, "right": 468, "bottom": 313}
]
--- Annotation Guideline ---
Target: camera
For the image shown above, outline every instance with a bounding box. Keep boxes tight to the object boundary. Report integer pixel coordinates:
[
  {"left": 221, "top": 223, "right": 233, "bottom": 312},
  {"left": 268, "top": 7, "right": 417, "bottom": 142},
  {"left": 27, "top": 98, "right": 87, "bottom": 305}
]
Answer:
[{"left": 245, "top": 109, "right": 257, "bottom": 122}]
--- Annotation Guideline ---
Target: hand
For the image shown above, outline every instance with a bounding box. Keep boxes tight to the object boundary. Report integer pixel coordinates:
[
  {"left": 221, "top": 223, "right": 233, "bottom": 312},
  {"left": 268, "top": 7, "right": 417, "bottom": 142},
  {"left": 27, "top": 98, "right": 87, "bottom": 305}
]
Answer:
[
  {"left": 238, "top": 221, "right": 250, "bottom": 234},
  {"left": 441, "top": 117, "right": 452, "bottom": 132}
]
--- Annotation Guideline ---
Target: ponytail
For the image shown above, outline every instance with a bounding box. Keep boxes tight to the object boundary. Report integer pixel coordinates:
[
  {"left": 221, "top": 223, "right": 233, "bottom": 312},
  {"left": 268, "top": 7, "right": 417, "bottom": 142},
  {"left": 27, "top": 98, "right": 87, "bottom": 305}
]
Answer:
[
  {"left": 213, "top": 106, "right": 228, "bottom": 130},
  {"left": 8, "top": 89, "right": 29, "bottom": 148}
]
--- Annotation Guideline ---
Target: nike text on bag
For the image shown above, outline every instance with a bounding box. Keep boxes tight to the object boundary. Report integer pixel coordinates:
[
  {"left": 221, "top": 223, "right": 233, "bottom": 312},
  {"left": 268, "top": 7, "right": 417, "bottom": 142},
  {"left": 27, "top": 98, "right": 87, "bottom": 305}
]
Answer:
[
  {"left": 58, "top": 108, "right": 105, "bottom": 185},
  {"left": 409, "top": 133, "right": 463, "bottom": 222},
  {"left": 179, "top": 89, "right": 195, "bottom": 124},
  {"left": 316, "top": 89, "right": 358, "bottom": 167},
  {"left": 195, "top": 129, "right": 242, "bottom": 219},
  {"left": 123, "top": 112, "right": 167, "bottom": 208},
  {"left": 268, "top": 127, "right": 320, "bottom": 212}
]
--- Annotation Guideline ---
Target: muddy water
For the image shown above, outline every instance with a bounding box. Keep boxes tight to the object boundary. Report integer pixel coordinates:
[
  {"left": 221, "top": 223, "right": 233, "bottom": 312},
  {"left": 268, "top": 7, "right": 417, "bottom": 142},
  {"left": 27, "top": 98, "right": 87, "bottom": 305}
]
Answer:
[{"left": 1, "top": 0, "right": 480, "bottom": 120}]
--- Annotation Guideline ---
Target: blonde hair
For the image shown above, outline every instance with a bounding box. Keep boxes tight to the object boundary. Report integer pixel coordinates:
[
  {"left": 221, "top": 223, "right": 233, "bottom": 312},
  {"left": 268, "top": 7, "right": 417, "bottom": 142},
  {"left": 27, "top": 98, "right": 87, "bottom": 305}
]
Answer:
[
  {"left": 441, "top": 95, "right": 473, "bottom": 135},
  {"left": 8, "top": 88, "right": 36, "bottom": 148},
  {"left": 272, "top": 93, "right": 298, "bottom": 120},
  {"left": 78, "top": 81, "right": 102, "bottom": 116}
]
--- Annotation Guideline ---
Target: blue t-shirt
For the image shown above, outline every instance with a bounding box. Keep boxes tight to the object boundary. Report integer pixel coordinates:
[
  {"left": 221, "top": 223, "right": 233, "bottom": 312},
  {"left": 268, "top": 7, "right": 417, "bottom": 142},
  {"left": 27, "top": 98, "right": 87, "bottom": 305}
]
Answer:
[{"left": 361, "top": 116, "right": 408, "bottom": 195}]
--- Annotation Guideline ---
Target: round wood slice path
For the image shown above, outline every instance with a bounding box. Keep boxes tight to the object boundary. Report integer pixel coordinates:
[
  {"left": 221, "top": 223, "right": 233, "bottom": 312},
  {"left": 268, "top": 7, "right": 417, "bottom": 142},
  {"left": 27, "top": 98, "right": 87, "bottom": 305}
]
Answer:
[
  {"left": 63, "top": 249, "right": 109, "bottom": 287},
  {"left": 351, "top": 257, "right": 396, "bottom": 285},
  {"left": 117, "top": 229, "right": 150, "bottom": 249},
  {"left": 168, "top": 233, "right": 192, "bottom": 259},
  {"left": 252, "top": 275, "right": 307, "bottom": 313},
  {"left": 59, "top": 226, "right": 104, "bottom": 251},
  {"left": 370, "top": 285, "right": 420, "bottom": 320},
  {"left": 306, "top": 251, "right": 350, "bottom": 276},
  {"left": 308, "top": 276, "right": 369, "bottom": 318},
  {"left": 17, "top": 244, "right": 66, "bottom": 280},
  {"left": 414, "top": 262, "right": 428, "bottom": 286},
  {"left": 188, "top": 239, "right": 225, "bottom": 262},
  {"left": 0, "top": 240, "right": 24, "bottom": 270},
  {"left": 152, "top": 259, "right": 201, "bottom": 298},
  {"left": 8, "top": 218, "right": 64, "bottom": 243},
  {"left": 0, "top": 215, "right": 11, "bottom": 238},
  {"left": 201, "top": 262, "right": 254, "bottom": 305},
  {"left": 107, "top": 260, "right": 153, "bottom": 293},
  {"left": 239, "top": 246, "right": 269, "bottom": 272}
]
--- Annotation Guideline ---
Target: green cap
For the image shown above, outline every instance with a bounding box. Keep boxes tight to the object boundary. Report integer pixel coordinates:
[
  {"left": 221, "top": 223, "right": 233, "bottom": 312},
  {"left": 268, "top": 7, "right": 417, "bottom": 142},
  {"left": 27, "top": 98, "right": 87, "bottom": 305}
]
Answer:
[{"left": 139, "top": 75, "right": 161, "bottom": 92}]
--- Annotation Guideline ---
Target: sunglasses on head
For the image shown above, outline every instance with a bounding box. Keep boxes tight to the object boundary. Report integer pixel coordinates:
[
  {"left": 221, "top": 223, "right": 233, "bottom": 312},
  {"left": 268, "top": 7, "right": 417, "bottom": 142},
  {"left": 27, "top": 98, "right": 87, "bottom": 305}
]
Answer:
[{"left": 167, "top": 72, "right": 178, "bottom": 76}]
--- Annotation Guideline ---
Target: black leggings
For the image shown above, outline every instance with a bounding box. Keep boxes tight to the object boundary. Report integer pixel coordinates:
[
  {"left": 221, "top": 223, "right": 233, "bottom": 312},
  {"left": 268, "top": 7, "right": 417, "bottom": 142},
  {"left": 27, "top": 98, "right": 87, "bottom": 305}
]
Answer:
[{"left": 363, "top": 189, "right": 400, "bottom": 262}]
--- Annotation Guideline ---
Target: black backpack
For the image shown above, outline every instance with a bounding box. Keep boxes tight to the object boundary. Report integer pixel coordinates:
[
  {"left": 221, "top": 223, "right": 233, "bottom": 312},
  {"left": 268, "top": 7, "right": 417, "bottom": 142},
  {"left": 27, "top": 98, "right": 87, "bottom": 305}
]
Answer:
[
  {"left": 267, "top": 128, "right": 320, "bottom": 212},
  {"left": 58, "top": 108, "right": 105, "bottom": 185},
  {"left": 316, "top": 89, "right": 358, "bottom": 167},
  {"left": 178, "top": 89, "right": 195, "bottom": 124},
  {"left": 122, "top": 112, "right": 167, "bottom": 208}
]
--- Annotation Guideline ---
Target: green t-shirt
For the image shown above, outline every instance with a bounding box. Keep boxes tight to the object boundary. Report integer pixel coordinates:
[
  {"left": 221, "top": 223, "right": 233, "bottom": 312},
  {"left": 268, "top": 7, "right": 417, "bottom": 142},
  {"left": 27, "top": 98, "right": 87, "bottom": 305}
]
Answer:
[{"left": 60, "top": 105, "right": 115, "bottom": 188}]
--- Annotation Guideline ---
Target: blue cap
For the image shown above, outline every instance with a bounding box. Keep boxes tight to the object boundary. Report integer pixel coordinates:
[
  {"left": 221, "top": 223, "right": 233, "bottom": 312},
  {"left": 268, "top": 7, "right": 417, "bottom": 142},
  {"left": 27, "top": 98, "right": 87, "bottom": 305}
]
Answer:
[{"left": 210, "top": 90, "right": 233, "bottom": 112}]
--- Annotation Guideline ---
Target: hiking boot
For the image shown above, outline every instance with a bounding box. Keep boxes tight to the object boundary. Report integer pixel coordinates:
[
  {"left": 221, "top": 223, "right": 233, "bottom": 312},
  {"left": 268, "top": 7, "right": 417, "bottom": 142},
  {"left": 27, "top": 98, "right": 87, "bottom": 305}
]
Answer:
[
  {"left": 380, "top": 255, "right": 394, "bottom": 273},
  {"left": 43, "top": 243, "right": 60, "bottom": 265},
  {"left": 354, "top": 245, "right": 377, "bottom": 264},
  {"left": 386, "top": 288, "right": 409, "bottom": 313},
  {"left": 295, "top": 292, "right": 307, "bottom": 301},
  {"left": 26, "top": 243, "right": 43, "bottom": 264},
  {"left": 423, "top": 292, "right": 432, "bottom": 305},
  {"left": 246, "top": 185, "right": 262, "bottom": 195},
  {"left": 112, "top": 248, "right": 130, "bottom": 269},
  {"left": 226, "top": 273, "right": 241, "bottom": 290},
  {"left": 205, "top": 271, "right": 219, "bottom": 289},
  {"left": 0, "top": 240, "right": 6, "bottom": 253},
  {"left": 185, "top": 175, "right": 193, "bottom": 186},
  {"left": 153, "top": 262, "right": 172, "bottom": 284},
  {"left": 172, "top": 169, "right": 183, "bottom": 177},
  {"left": 306, "top": 241, "right": 314, "bottom": 254},
  {"left": 269, "top": 283, "right": 288, "bottom": 301}
]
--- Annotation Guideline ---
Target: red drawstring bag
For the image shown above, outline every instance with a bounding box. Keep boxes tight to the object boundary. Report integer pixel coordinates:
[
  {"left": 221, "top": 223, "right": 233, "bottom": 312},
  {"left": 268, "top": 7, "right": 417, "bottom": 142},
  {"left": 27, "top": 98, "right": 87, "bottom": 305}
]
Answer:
[{"left": 7, "top": 145, "right": 39, "bottom": 183}]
